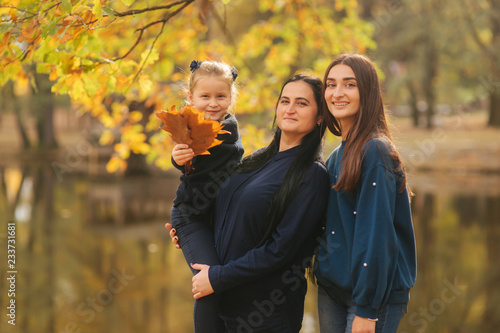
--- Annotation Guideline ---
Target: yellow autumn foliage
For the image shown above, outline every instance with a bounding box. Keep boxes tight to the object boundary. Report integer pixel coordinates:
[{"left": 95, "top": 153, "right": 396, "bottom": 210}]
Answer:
[{"left": 0, "top": 0, "right": 375, "bottom": 172}]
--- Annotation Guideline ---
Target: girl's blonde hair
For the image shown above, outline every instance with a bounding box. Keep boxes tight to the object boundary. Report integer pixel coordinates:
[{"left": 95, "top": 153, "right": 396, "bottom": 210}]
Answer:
[{"left": 188, "top": 60, "right": 238, "bottom": 112}]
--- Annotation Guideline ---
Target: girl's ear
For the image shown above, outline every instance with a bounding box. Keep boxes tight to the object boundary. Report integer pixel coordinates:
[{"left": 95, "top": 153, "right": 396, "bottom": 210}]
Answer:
[{"left": 187, "top": 91, "right": 193, "bottom": 105}]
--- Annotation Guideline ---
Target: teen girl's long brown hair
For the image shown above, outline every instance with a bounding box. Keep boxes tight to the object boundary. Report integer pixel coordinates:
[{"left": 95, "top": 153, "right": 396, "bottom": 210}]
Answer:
[{"left": 323, "top": 53, "right": 408, "bottom": 193}]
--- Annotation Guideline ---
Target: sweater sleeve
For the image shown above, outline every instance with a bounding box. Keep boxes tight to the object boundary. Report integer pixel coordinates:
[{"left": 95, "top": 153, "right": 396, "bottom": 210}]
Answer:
[
  {"left": 351, "top": 141, "right": 399, "bottom": 319},
  {"left": 208, "top": 163, "right": 330, "bottom": 293},
  {"left": 217, "top": 113, "right": 239, "bottom": 144}
]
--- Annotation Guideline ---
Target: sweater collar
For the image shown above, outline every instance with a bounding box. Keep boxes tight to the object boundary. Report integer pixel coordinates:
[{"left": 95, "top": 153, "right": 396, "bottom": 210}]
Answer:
[{"left": 274, "top": 146, "right": 298, "bottom": 160}]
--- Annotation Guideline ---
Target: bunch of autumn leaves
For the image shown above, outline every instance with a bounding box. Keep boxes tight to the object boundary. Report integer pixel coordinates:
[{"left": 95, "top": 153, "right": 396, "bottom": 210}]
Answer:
[{"left": 156, "top": 106, "right": 228, "bottom": 172}]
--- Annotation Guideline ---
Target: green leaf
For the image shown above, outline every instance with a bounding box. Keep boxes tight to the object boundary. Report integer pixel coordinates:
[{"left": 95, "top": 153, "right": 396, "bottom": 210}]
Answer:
[
  {"left": 106, "top": 75, "right": 117, "bottom": 91},
  {"left": 140, "top": 48, "right": 159, "bottom": 67},
  {"left": 102, "top": 6, "right": 115, "bottom": 18},
  {"left": 0, "top": 22, "right": 14, "bottom": 33},
  {"left": 41, "top": 17, "right": 63, "bottom": 38},
  {"left": 93, "top": 0, "right": 103, "bottom": 20},
  {"left": 81, "top": 73, "right": 98, "bottom": 96},
  {"left": 36, "top": 63, "right": 52, "bottom": 74},
  {"left": 61, "top": 0, "right": 72, "bottom": 13},
  {"left": 71, "top": 77, "right": 86, "bottom": 100},
  {"left": 121, "top": 0, "right": 134, "bottom": 6}
]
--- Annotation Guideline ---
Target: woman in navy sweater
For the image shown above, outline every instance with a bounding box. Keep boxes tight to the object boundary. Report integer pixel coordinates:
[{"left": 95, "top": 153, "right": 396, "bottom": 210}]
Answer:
[
  {"left": 314, "top": 53, "right": 417, "bottom": 333},
  {"left": 184, "top": 74, "right": 331, "bottom": 332}
]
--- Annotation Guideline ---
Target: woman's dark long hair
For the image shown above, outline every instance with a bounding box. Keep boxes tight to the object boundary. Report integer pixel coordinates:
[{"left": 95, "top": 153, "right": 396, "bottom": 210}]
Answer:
[
  {"left": 237, "top": 74, "right": 327, "bottom": 247},
  {"left": 322, "top": 53, "right": 408, "bottom": 193}
]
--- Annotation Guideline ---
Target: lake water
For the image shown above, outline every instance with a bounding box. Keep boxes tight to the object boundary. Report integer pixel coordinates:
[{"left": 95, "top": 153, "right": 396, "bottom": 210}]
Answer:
[{"left": 0, "top": 161, "right": 499, "bottom": 333}]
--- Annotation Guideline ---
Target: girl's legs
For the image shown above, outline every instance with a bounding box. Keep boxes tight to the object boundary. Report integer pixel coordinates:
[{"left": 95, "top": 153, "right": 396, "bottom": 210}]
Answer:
[
  {"left": 171, "top": 205, "right": 225, "bottom": 333},
  {"left": 318, "top": 286, "right": 407, "bottom": 333}
]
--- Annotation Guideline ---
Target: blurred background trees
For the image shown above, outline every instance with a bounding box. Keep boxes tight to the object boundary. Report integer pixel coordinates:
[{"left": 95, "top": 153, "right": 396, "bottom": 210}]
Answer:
[
  {"left": 363, "top": 0, "right": 500, "bottom": 128},
  {"left": 0, "top": 0, "right": 498, "bottom": 174}
]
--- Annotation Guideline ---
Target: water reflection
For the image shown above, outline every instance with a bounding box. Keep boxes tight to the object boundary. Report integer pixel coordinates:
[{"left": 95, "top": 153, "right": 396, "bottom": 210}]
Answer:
[{"left": 0, "top": 164, "right": 499, "bottom": 333}]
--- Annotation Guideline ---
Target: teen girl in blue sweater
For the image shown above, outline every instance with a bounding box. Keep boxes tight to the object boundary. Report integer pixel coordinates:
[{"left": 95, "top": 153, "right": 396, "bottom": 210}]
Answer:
[
  {"left": 315, "top": 54, "right": 417, "bottom": 333},
  {"left": 169, "top": 60, "right": 244, "bottom": 333}
]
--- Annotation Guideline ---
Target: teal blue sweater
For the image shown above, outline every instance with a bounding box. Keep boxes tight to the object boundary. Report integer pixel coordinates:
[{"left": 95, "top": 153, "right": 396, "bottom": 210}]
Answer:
[{"left": 315, "top": 138, "right": 417, "bottom": 319}]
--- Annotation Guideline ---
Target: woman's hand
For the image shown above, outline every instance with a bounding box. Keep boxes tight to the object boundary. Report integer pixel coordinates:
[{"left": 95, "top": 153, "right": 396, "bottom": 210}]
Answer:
[
  {"left": 165, "top": 223, "right": 180, "bottom": 249},
  {"left": 172, "top": 144, "right": 194, "bottom": 166},
  {"left": 191, "top": 264, "right": 214, "bottom": 299},
  {"left": 352, "top": 315, "right": 376, "bottom": 333}
]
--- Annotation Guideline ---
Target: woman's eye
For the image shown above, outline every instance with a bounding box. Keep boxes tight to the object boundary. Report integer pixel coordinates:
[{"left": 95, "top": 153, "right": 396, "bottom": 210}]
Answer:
[
  {"left": 327, "top": 83, "right": 336, "bottom": 88},
  {"left": 347, "top": 82, "right": 356, "bottom": 88}
]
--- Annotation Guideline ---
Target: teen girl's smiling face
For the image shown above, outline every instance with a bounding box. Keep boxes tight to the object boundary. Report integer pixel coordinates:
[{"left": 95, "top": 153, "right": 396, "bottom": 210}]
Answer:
[
  {"left": 276, "top": 81, "right": 319, "bottom": 146},
  {"left": 324, "top": 64, "right": 360, "bottom": 137},
  {"left": 188, "top": 76, "right": 232, "bottom": 121}
]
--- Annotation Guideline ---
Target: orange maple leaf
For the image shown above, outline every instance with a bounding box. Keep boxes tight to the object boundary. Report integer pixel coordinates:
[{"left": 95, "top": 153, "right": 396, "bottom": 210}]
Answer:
[
  {"left": 156, "top": 105, "right": 228, "bottom": 157},
  {"left": 156, "top": 105, "right": 193, "bottom": 146}
]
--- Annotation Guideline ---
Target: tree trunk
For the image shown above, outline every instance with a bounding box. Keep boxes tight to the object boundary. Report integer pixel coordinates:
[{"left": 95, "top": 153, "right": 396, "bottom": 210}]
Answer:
[
  {"left": 33, "top": 73, "right": 58, "bottom": 149},
  {"left": 407, "top": 81, "right": 420, "bottom": 127},
  {"left": 423, "top": 39, "right": 438, "bottom": 129},
  {"left": 489, "top": 90, "right": 500, "bottom": 127},
  {"left": 2, "top": 81, "right": 32, "bottom": 148},
  {"left": 124, "top": 100, "right": 155, "bottom": 177},
  {"left": 358, "top": 0, "right": 374, "bottom": 20},
  {"left": 487, "top": 0, "right": 500, "bottom": 127},
  {"left": 14, "top": 107, "right": 32, "bottom": 149}
]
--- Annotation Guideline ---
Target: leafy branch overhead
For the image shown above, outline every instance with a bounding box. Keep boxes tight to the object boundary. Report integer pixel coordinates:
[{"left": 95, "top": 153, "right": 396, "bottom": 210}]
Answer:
[
  {"left": 1, "top": 0, "right": 196, "bottom": 73},
  {"left": 0, "top": 0, "right": 374, "bottom": 173}
]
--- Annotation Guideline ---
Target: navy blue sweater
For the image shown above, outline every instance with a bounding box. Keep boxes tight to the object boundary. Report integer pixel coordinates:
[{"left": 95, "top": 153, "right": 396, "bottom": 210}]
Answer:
[
  {"left": 172, "top": 113, "right": 244, "bottom": 217},
  {"left": 315, "top": 138, "right": 417, "bottom": 319},
  {"left": 208, "top": 147, "right": 330, "bottom": 329}
]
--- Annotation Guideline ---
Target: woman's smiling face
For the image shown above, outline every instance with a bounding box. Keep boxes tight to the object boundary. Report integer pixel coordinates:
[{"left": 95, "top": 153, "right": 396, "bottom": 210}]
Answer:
[
  {"left": 276, "top": 80, "right": 319, "bottom": 142},
  {"left": 324, "top": 64, "right": 360, "bottom": 136}
]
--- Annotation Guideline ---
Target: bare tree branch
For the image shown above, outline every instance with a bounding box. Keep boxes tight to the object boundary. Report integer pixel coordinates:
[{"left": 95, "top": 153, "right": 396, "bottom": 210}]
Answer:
[
  {"left": 123, "top": 0, "right": 195, "bottom": 91},
  {"left": 113, "top": 0, "right": 189, "bottom": 17},
  {"left": 111, "top": 0, "right": 194, "bottom": 62},
  {"left": 4, "top": 2, "right": 61, "bottom": 23}
]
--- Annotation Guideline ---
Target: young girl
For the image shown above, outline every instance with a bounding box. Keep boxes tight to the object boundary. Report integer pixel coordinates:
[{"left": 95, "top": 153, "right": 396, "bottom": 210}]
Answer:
[
  {"left": 315, "top": 54, "right": 417, "bottom": 333},
  {"left": 169, "top": 60, "right": 244, "bottom": 333}
]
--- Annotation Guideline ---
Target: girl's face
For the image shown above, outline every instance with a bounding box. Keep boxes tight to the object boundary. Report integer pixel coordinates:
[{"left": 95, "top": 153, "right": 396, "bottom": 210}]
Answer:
[
  {"left": 324, "top": 64, "right": 360, "bottom": 136},
  {"left": 188, "top": 76, "right": 232, "bottom": 121},
  {"left": 276, "top": 81, "right": 319, "bottom": 141}
]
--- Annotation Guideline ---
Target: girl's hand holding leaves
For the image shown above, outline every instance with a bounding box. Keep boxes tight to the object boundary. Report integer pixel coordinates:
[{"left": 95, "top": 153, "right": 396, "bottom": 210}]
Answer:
[{"left": 156, "top": 105, "right": 228, "bottom": 171}]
